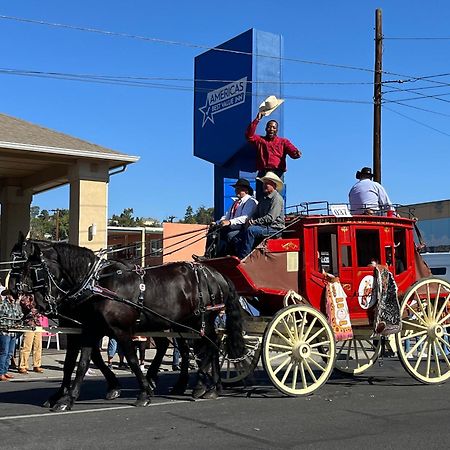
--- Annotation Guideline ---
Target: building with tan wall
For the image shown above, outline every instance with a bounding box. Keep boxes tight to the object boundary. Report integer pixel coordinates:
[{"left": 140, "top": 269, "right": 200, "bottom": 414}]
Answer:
[{"left": 0, "top": 113, "right": 138, "bottom": 272}]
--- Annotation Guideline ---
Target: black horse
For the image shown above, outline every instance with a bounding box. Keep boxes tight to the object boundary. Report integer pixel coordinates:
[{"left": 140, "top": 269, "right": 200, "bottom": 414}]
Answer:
[
  {"left": 10, "top": 237, "right": 244, "bottom": 411},
  {"left": 10, "top": 237, "right": 191, "bottom": 408}
]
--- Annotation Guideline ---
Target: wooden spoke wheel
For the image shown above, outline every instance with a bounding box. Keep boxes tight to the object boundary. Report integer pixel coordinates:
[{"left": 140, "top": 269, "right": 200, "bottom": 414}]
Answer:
[
  {"left": 219, "top": 336, "right": 261, "bottom": 384},
  {"left": 396, "top": 277, "right": 450, "bottom": 384},
  {"left": 262, "top": 304, "right": 336, "bottom": 396},
  {"left": 334, "top": 338, "right": 382, "bottom": 375}
]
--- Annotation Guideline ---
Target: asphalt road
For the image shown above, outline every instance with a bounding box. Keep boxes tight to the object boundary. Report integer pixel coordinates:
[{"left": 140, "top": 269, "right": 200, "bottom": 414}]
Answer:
[{"left": 1, "top": 358, "right": 450, "bottom": 450}]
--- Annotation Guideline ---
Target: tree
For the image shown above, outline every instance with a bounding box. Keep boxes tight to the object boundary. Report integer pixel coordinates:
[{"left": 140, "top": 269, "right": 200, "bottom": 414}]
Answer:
[
  {"left": 194, "top": 206, "right": 214, "bottom": 224},
  {"left": 29, "top": 207, "right": 69, "bottom": 240},
  {"left": 182, "top": 206, "right": 196, "bottom": 224},
  {"left": 109, "top": 208, "right": 146, "bottom": 227},
  {"left": 180, "top": 205, "right": 214, "bottom": 224}
]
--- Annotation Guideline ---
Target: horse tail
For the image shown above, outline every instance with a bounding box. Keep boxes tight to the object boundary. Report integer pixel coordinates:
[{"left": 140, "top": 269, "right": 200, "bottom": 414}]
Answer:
[{"left": 224, "top": 278, "right": 245, "bottom": 359}]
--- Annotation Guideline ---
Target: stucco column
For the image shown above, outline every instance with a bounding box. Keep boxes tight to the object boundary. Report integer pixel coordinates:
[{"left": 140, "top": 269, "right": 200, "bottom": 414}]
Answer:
[
  {"left": 69, "top": 161, "right": 109, "bottom": 251},
  {"left": 0, "top": 185, "right": 32, "bottom": 265}
]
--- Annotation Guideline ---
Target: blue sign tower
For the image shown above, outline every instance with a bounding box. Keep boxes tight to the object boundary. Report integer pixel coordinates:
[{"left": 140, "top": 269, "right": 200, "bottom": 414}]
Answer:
[{"left": 194, "top": 29, "right": 283, "bottom": 218}]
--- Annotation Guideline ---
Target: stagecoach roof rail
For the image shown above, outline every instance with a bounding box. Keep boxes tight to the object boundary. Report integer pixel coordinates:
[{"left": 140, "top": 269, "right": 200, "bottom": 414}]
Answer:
[
  {"left": 285, "top": 201, "right": 331, "bottom": 216},
  {"left": 285, "top": 201, "right": 416, "bottom": 218}
]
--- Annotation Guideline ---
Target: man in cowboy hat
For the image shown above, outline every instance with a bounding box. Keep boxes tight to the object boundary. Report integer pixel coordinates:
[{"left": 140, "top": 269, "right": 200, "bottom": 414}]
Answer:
[
  {"left": 235, "top": 172, "right": 285, "bottom": 260},
  {"left": 349, "top": 166, "right": 394, "bottom": 215},
  {"left": 198, "top": 178, "right": 258, "bottom": 258},
  {"left": 246, "top": 95, "right": 302, "bottom": 200}
]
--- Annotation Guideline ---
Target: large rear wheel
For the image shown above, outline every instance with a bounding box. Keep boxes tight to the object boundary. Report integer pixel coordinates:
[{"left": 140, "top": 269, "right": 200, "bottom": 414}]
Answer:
[
  {"left": 396, "top": 277, "right": 450, "bottom": 384},
  {"left": 262, "top": 304, "right": 335, "bottom": 396}
]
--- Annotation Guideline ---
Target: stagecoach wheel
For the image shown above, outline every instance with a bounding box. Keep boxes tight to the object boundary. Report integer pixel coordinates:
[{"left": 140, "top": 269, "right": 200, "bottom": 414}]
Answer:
[
  {"left": 334, "top": 338, "right": 382, "bottom": 375},
  {"left": 396, "top": 277, "right": 450, "bottom": 384},
  {"left": 219, "top": 336, "right": 261, "bottom": 384},
  {"left": 262, "top": 304, "right": 335, "bottom": 396}
]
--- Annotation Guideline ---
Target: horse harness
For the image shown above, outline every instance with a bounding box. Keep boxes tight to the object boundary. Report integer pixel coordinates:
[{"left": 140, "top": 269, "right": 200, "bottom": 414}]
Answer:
[
  {"left": 16, "top": 249, "right": 225, "bottom": 337},
  {"left": 190, "top": 262, "right": 225, "bottom": 336}
]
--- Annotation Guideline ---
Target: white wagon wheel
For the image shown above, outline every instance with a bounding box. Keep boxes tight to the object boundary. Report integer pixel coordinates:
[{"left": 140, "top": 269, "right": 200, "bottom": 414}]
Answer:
[
  {"left": 334, "top": 337, "right": 382, "bottom": 375},
  {"left": 219, "top": 335, "right": 261, "bottom": 384},
  {"left": 395, "top": 277, "right": 450, "bottom": 384},
  {"left": 262, "top": 304, "right": 336, "bottom": 396}
]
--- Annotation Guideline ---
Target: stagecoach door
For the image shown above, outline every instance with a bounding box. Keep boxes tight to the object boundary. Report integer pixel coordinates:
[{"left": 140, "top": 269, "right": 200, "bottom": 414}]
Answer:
[{"left": 337, "top": 225, "right": 382, "bottom": 320}]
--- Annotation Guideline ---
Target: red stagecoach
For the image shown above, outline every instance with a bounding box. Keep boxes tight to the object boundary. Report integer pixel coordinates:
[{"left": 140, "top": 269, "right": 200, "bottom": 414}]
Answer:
[{"left": 204, "top": 202, "right": 450, "bottom": 396}]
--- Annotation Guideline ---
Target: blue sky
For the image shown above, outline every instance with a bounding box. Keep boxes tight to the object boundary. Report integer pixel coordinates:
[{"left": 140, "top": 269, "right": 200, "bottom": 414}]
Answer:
[{"left": 0, "top": 1, "right": 449, "bottom": 221}]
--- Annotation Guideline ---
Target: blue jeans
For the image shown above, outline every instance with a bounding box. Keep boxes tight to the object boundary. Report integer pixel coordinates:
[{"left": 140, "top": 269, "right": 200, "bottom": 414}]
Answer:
[
  {"left": 0, "top": 334, "right": 16, "bottom": 375},
  {"left": 236, "top": 225, "right": 280, "bottom": 259},
  {"left": 172, "top": 345, "right": 180, "bottom": 367},
  {"left": 107, "top": 338, "right": 124, "bottom": 359}
]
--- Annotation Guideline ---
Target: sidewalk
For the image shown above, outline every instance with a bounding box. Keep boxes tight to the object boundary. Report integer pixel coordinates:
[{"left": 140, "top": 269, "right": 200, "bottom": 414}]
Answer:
[{"left": 6, "top": 347, "right": 178, "bottom": 381}]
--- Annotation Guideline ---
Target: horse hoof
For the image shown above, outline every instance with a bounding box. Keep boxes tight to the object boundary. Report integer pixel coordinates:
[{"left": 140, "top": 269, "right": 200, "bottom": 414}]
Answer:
[
  {"left": 106, "top": 389, "right": 121, "bottom": 400},
  {"left": 51, "top": 403, "right": 71, "bottom": 412},
  {"left": 135, "top": 398, "right": 151, "bottom": 407},
  {"left": 202, "top": 388, "right": 219, "bottom": 400},
  {"left": 192, "top": 386, "right": 207, "bottom": 399}
]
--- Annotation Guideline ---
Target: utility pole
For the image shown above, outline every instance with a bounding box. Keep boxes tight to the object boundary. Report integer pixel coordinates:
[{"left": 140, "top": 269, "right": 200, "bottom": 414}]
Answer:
[
  {"left": 373, "top": 8, "right": 383, "bottom": 183},
  {"left": 50, "top": 209, "right": 60, "bottom": 241}
]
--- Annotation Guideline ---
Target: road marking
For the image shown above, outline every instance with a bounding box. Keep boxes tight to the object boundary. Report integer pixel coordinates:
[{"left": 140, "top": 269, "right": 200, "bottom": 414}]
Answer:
[{"left": 0, "top": 399, "right": 194, "bottom": 421}]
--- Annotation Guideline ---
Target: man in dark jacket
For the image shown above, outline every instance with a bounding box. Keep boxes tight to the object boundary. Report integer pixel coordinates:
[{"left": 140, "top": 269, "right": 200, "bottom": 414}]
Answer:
[{"left": 235, "top": 171, "right": 284, "bottom": 259}]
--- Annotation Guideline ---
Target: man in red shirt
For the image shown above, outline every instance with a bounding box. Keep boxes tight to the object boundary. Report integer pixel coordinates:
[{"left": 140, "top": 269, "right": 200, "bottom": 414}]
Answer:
[{"left": 246, "top": 102, "right": 302, "bottom": 200}]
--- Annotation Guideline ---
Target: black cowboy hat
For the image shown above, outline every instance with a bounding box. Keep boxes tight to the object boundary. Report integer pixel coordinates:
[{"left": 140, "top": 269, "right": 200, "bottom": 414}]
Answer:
[
  {"left": 231, "top": 178, "right": 254, "bottom": 196},
  {"left": 355, "top": 167, "right": 373, "bottom": 180}
]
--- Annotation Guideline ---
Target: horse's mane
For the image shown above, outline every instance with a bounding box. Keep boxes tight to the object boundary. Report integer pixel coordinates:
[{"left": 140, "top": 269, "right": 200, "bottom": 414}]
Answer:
[{"left": 50, "top": 242, "right": 96, "bottom": 283}]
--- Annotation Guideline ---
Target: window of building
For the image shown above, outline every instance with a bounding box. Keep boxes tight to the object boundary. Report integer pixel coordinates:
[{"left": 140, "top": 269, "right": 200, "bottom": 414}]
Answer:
[{"left": 149, "top": 239, "right": 162, "bottom": 256}]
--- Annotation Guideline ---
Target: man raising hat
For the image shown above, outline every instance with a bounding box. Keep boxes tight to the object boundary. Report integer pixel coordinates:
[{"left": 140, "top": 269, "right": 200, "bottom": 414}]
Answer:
[
  {"left": 201, "top": 178, "right": 258, "bottom": 258},
  {"left": 348, "top": 166, "right": 394, "bottom": 215},
  {"left": 235, "top": 171, "right": 285, "bottom": 260},
  {"left": 246, "top": 95, "right": 302, "bottom": 200}
]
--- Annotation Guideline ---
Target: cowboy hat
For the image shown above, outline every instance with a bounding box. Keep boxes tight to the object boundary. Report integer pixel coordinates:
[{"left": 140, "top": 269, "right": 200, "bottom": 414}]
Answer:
[
  {"left": 355, "top": 166, "right": 373, "bottom": 180},
  {"left": 231, "top": 178, "right": 254, "bottom": 196},
  {"left": 258, "top": 95, "right": 284, "bottom": 117},
  {"left": 257, "top": 171, "right": 284, "bottom": 191}
]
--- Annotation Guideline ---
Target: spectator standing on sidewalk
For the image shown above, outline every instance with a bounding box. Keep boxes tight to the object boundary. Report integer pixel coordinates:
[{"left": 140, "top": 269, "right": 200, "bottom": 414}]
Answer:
[
  {"left": 18, "top": 294, "right": 44, "bottom": 374},
  {"left": 0, "top": 289, "right": 23, "bottom": 381}
]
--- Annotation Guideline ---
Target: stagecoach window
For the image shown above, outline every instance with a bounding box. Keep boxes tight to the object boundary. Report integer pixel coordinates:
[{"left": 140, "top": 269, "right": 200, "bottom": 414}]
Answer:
[
  {"left": 394, "top": 228, "right": 407, "bottom": 274},
  {"left": 356, "top": 229, "right": 380, "bottom": 267},
  {"left": 340, "top": 245, "right": 352, "bottom": 267},
  {"left": 318, "top": 227, "right": 338, "bottom": 274}
]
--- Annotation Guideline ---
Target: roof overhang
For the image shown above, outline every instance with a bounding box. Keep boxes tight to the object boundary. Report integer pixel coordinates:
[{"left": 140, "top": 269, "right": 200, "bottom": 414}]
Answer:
[{"left": 0, "top": 142, "right": 139, "bottom": 195}]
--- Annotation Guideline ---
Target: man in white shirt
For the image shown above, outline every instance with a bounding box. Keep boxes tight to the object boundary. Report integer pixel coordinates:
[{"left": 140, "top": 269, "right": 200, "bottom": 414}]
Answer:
[
  {"left": 203, "top": 178, "right": 258, "bottom": 258},
  {"left": 348, "top": 167, "right": 394, "bottom": 215}
]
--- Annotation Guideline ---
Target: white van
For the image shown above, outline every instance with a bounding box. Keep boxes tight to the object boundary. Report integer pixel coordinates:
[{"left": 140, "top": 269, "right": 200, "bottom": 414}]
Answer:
[{"left": 421, "top": 252, "right": 450, "bottom": 283}]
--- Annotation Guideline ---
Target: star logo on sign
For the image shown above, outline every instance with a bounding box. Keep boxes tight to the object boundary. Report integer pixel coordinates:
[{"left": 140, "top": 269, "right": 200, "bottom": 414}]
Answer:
[{"left": 199, "top": 101, "right": 215, "bottom": 127}]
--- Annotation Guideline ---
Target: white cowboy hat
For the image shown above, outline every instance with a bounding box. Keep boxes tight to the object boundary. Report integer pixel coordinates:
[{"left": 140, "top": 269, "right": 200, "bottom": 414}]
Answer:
[
  {"left": 257, "top": 171, "right": 284, "bottom": 191},
  {"left": 258, "top": 95, "right": 284, "bottom": 116}
]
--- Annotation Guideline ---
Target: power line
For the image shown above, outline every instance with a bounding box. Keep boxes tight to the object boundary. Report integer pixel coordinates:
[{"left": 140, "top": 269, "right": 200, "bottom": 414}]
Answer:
[
  {"left": 5, "top": 14, "right": 450, "bottom": 90},
  {"left": 0, "top": 67, "right": 372, "bottom": 104},
  {"left": 0, "top": 14, "right": 384, "bottom": 75},
  {"left": 382, "top": 100, "right": 450, "bottom": 118},
  {"left": 384, "top": 105, "right": 450, "bottom": 138},
  {"left": 0, "top": 67, "right": 376, "bottom": 86},
  {"left": 384, "top": 36, "right": 450, "bottom": 40},
  {"left": 383, "top": 82, "right": 450, "bottom": 105}
]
